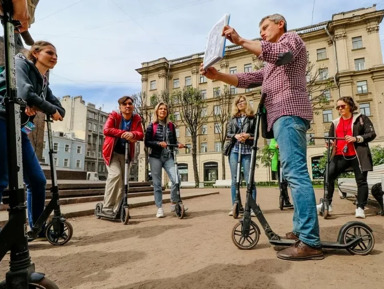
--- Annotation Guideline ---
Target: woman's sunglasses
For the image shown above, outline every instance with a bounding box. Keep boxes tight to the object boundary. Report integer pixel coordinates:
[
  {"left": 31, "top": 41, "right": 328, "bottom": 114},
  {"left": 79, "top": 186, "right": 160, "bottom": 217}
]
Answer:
[{"left": 336, "top": 104, "right": 346, "bottom": 110}]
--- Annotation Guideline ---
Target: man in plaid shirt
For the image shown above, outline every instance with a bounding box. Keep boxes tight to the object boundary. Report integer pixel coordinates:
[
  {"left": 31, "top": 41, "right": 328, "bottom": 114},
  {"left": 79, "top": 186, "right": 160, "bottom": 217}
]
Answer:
[{"left": 200, "top": 14, "right": 323, "bottom": 261}]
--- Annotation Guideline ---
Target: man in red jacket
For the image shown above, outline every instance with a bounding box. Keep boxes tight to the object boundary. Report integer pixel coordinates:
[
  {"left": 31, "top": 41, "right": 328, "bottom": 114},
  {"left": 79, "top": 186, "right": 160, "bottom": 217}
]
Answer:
[{"left": 101, "top": 96, "right": 144, "bottom": 214}]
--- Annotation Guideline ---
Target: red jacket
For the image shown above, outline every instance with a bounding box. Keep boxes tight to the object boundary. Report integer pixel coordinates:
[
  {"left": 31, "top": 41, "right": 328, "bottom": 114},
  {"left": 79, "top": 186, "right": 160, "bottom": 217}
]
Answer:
[{"left": 102, "top": 111, "right": 143, "bottom": 166}]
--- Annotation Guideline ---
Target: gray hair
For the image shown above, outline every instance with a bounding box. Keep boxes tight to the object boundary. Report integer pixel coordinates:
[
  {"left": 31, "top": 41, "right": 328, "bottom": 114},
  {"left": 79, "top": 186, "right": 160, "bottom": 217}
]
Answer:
[{"left": 259, "top": 14, "right": 287, "bottom": 32}]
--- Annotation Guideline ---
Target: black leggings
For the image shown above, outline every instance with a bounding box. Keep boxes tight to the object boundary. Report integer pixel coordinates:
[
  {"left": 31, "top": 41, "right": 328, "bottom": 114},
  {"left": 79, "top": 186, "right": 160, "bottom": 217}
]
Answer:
[{"left": 327, "top": 155, "right": 368, "bottom": 209}]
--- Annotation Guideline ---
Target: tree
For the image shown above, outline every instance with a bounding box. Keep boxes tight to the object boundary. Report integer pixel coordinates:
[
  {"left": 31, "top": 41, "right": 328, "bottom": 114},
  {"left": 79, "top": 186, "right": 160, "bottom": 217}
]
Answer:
[
  {"left": 371, "top": 145, "right": 384, "bottom": 166},
  {"left": 212, "top": 85, "right": 232, "bottom": 179},
  {"left": 133, "top": 91, "right": 152, "bottom": 181},
  {"left": 175, "top": 87, "right": 209, "bottom": 187}
]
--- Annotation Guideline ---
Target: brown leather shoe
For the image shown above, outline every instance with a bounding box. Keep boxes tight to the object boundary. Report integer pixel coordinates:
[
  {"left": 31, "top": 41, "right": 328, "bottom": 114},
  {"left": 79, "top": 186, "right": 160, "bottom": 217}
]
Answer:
[
  {"left": 277, "top": 241, "right": 324, "bottom": 261},
  {"left": 285, "top": 232, "right": 299, "bottom": 240}
]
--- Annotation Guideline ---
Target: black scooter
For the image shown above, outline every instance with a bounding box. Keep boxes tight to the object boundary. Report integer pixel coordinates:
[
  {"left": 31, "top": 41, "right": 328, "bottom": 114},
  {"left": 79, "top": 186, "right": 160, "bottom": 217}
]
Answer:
[
  {"left": 277, "top": 161, "right": 293, "bottom": 210},
  {"left": 0, "top": 1, "right": 58, "bottom": 287},
  {"left": 231, "top": 96, "right": 375, "bottom": 256},
  {"left": 95, "top": 141, "right": 130, "bottom": 224},
  {"left": 27, "top": 115, "right": 74, "bottom": 245},
  {"left": 311, "top": 136, "right": 345, "bottom": 219},
  {"left": 167, "top": 144, "right": 186, "bottom": 219}
]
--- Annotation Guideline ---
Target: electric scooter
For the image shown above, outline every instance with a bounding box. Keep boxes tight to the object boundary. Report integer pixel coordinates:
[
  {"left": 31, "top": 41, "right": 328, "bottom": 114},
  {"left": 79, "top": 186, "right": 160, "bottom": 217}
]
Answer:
[
  {"left": 27, "top": 115, "right": 74, "bottom": 245},
  {"left": 311, "top": 136, "right": 345, "bottom": 219},
  {"left": 167, "top": 144, "right": 186, "bottom": 219},
  {"left": 0, "top": 1, "right": 58, "bottom": 287},
  {"left": 95, "top": 141, "right": 130, "bottom": 224},
  {"left": 231, "top": 96, "right": 375, "bottom": 256},
  {"left": 232, "top": 143, "right": 244, "bottom": 219}
]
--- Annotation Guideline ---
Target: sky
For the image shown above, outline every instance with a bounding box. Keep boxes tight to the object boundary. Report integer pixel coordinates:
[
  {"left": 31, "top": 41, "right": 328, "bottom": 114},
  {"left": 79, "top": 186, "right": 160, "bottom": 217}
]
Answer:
[{"left": 9, "top": 0, "right": 384, "bottom": 113}]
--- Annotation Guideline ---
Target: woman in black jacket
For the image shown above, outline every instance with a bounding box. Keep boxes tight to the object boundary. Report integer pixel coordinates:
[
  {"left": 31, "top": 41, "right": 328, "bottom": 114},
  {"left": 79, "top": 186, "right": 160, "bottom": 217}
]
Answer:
[
  {"left": 226, "top": 95, "right": 256, "bottom": 216},
  {"left": 316, "top": 96, "right": 376, "bottom": 218},
  {"left": 145, "top": 102, "right": 185, "bottom": 218},
  {"left": 0, "top": 41, "right": 65, "bottom": 238}
]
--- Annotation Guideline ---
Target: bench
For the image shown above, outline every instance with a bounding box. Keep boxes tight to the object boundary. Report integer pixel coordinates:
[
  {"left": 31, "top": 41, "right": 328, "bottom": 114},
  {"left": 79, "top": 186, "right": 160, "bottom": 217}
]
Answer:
[
  {"left": 167, "top": 181, "right": 196, "bottom": 188},
  {"left": 338, "top": 164, "right": 384, "bottom": 215},
  {"left": 213, "top": 179, "right": 232, "bottom": 188}
]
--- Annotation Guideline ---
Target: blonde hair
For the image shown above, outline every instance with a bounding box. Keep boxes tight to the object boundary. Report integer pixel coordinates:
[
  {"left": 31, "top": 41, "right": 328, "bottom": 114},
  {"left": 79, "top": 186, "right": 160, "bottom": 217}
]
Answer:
[
  {"left": 26, "top": 41, "right": 56, "bottom": 64},
  {"left": 152, "top": 102, "right": 169, "bottom": 123},
  {"left": 231, "top": 95, "right": 254, "bottom": 118}
]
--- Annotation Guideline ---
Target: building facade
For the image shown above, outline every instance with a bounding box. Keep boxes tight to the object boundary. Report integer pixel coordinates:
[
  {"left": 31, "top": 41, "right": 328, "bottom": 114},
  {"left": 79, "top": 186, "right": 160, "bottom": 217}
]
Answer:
[{"left": 136, "top": 6, "right": 384, "bottom": 184}]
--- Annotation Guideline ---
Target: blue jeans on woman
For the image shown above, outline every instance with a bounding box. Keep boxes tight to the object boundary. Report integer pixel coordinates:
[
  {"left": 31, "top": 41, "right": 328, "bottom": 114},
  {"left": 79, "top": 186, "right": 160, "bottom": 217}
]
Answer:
[
  {"left": 274, "top": 116, "right": 321, "bottom": 248},
  {"left": 229, "top": 152, "right": 257, "bottom": 205},
  {"left": 149, "top": 155, "right": 180, "bottom": 208},
  {"left": 0, "top": 119, "right": 47, "bottom": 232}
]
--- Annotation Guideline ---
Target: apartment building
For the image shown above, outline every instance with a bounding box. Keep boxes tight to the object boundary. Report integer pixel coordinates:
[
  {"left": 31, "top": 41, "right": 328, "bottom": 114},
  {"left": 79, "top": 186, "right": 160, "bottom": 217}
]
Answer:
[{"left": 136, "top": 5, "right": 384, "bottom": 184}]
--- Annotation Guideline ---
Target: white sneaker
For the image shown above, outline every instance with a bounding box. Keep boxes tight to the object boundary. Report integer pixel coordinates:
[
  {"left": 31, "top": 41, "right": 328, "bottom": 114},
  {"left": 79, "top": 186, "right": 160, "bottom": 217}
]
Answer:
[
  {"left": 328, "top": 205, "right": 333, "bottom": 212},
  {"left": 355, "top": 207, "right": 365, "bottom": 219},
  {"left": 228, "top": 210, "right": 233, "bottom": 216},
  {"left": 251, "top": 210, "right": 256, "bottom": 217},
  {"left": 316, "top": 203, "right": 333, "bottom": 213},
  {"left": 156, "top": 207, "right": 164, "bottom": 218}
]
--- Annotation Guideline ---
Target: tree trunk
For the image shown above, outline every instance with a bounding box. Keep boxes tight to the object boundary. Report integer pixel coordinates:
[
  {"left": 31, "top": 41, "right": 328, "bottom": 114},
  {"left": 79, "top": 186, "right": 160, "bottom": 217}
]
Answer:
[
  {"left": 221, "top": 153, "right": 226, "bottom": 179},
  {"left": 191, "top": 133, "right": 199, "bottom": 187}
]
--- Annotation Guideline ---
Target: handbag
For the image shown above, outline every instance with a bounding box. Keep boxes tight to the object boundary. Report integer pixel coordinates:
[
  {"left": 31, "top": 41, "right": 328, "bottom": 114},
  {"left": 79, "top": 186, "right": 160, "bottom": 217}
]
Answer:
[{"left": 223, "top": 140, "right": 234, "bottom": 156}]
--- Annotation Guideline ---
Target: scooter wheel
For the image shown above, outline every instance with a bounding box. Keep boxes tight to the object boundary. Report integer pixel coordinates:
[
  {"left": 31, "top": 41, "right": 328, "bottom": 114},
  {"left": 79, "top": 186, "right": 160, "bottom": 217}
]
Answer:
[
  {"left": 341, "top": 223, "right": 375, "bottom": 255},
  {"left": 29, "top": 276, "right": 59, "bottom": 289},
  {"left": 279, "top": 196, "right": 284, "bottom": 211},
  {"left": 45, "top": 220, "right": 73, "bottom": 246},
  {"left": 232, "top": 220, "right": 260, "bottom": 250},
  {"left": 232, "top": 202, "right": 239, "bottom": 219},
  {"left": 122, "top": 207, "right": 130, "bottom": 225},
  {"left": 177, "top": 203, "right": 185, "bottom": 219},
  {"left": 95, "top": 203, "right": 103, "bottom": 219}
]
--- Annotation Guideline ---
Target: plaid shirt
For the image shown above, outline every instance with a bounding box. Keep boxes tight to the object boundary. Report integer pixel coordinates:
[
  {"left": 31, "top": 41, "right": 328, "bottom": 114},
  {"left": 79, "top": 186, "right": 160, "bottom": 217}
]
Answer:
[
  {"left": 237, "top": 32, "right": 313, "bottom": 131},
  {"left": 232, "top": 117, "right": 252, "bottom": 155}
]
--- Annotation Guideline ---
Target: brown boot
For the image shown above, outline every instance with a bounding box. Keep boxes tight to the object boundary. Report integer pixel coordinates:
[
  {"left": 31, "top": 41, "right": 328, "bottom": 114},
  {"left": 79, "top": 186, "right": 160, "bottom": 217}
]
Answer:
[
  {"left": 277, "top": 240, "right": 324, "bottom": 261},
  {"left": 285, "top": 232, "right": 299, "bottom": 240}
]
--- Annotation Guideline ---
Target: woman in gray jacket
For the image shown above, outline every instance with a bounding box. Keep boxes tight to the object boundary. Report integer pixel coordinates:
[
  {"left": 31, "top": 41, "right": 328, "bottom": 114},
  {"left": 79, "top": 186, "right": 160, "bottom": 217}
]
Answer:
[
  {"left": 317, "top": 96, "right": 376, "bottom": 219},
  {"left": 0, "top": 41, "right": 65, "bottom": 239}
]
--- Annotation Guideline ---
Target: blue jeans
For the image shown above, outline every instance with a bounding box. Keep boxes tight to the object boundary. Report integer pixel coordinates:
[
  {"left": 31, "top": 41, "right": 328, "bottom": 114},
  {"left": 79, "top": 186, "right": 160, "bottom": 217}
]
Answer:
[
  {"left": 149, "top": 156, "right": 180, "bottom": 208},
  {"left": 274, "top": 116, "right": 320, "bottom": 248},
  {"left": 229, "top": 152, "right": 257, "bottom": 206},
  {"left": 0, "top": 119, "right": 47, "bottom": 232}
]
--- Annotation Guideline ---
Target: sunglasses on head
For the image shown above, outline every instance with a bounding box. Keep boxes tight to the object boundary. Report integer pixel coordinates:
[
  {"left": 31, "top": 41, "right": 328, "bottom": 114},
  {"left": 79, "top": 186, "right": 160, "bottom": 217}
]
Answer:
[{"left": 336, "top": 104, "right": 346, "bottom": 110}]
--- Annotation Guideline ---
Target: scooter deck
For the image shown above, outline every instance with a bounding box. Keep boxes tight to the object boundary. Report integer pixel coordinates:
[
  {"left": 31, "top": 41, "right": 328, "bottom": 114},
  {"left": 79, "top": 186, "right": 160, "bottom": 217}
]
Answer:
[{"left": 269, "top": 236, "right": 362, "bottom": 249}]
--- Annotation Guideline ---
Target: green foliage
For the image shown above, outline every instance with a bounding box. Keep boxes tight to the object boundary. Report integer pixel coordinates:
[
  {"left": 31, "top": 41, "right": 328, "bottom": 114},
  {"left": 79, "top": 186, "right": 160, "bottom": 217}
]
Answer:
[
  {"left": 257, "top": 145, "right": 273, "bottom": 168},
  {"left": 371, "top": 145, "right": 384, "bottom": 166}
]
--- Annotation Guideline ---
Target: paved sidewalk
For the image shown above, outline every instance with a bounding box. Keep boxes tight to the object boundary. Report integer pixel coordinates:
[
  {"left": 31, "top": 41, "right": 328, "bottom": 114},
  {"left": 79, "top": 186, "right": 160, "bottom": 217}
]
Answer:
[{"left": 0, "top": 188, "right": 220, "bottom": 225}]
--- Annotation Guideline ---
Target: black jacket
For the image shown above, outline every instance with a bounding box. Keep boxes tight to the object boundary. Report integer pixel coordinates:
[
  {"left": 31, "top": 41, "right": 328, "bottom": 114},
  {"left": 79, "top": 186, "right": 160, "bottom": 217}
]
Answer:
[
  {"left": 329, "top": 113, "right": 376, "bottom": 172},
  {"left": 0, "top": 53, "right": 65, "bottom": 123},
  {"left": 145, "top": 122, "right": 178, "bottom": 159},
  {"left": 226, "top": 115, "right": 256, "bottom": 148}
]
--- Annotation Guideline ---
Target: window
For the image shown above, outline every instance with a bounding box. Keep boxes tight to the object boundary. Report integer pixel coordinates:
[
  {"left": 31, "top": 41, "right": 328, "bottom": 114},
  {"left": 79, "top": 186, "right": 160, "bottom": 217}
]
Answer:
[
  {"left": 323, "top": 89, "right": 331, "bottom": 100},
  {"left": 201, "top": 125, "right": 208, "bottom": 135},
  {"left": 150, "top": 80, "right": 156, "bottom": 90},
  {"left": 54, "top": 158, "right": 58, "bottom": 166},
  {"left": 213, "top": 105, "right": 221, "bottom": 115},
  {"left": 64, "top": 159, "right": 69, "bottom": 167},
  {"left": 324, "top": 132, "right": 329, "bottom": 138},
  {"left": 199, "top": 75, "right": 207, "bottom": 83},
  {"left": 185, "top": 76, "right": 192, "bottom": 86},
  {"left": 322, "top": 110, "right": 332, "bottom": 123},
  {"left": 229, "top": 67, "right": 237, "bottom": 74},
  {"left": 185, "top": 127, "right": 191, "bottom": 137},
  {"left": 77, "top": 146, "right": 81, "bottom": 154},
  {"left": 244, "top": 63, "right": 252, "bottom": 72},
  {"left": 76, "top": 160, "right": 81, "bottom": 168},
  {"left": 173, "top": 78, "right": 180, "bottom": 88},
  {"left": 200, "top": 108, "right": 207, "bottom": 117},
  {"left": 357, "top": 80, "right": 368, "bottom": 94},
  {"left": 201, "top": 89, "right": 207, "bottom": 100},
  {"left": 214, "top": 123, "right": 222, "bottom": 134},
  {"left": 174, "top": 111, "right": 181, "bottom": 121},
  {"left": 65, "top": 144, "right": 70, "bottom": 152},
  {"left": 93, "top": 123, "right": 97, "bottom": 131},
  {"left": 318, "top": 68, "right": 328, "bottom": 80},
  {"left": 317, "top": 48, "right": 327, "bottom": 60},
  {"left": 185, "top": 144, "right": 191, "bottom": 154},
  {"left": 175, "top": 128, "right": 180, "bottom": 138},
  {"left": 306, "top": 133, "right": 315, "bottom": 145},
  {"left": 201, "top": 143, "right": 207, "bottom": 153},
  {"left": 215, "top": 142, "right": 222, "bottom": 152},
  {"left": 88, "top": 123, "right": 92, "bottom": 130},
  {"left": 230, "top": 86, "right": 237, "bottom": 95},
  {"left": 53, "top": 143, "right": 58, "bottom": 151},
  {"left": 213, "top": 87, "right": 221, "bottom": 97},
  {"left": 354, "top": 58, "right": 365, "bottom": 71},
  {"left": 360, "top": 103, "right": 371, "bottom": 116},
  {"left": 352, "top": 36, "right": 363, "bottom": 49}
]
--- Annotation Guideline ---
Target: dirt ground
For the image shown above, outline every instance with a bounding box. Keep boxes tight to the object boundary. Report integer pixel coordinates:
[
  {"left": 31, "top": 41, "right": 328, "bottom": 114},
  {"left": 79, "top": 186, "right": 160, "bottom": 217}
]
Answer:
[{"left": 1, "top": 187, "right": 384, "bottom": 289}]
